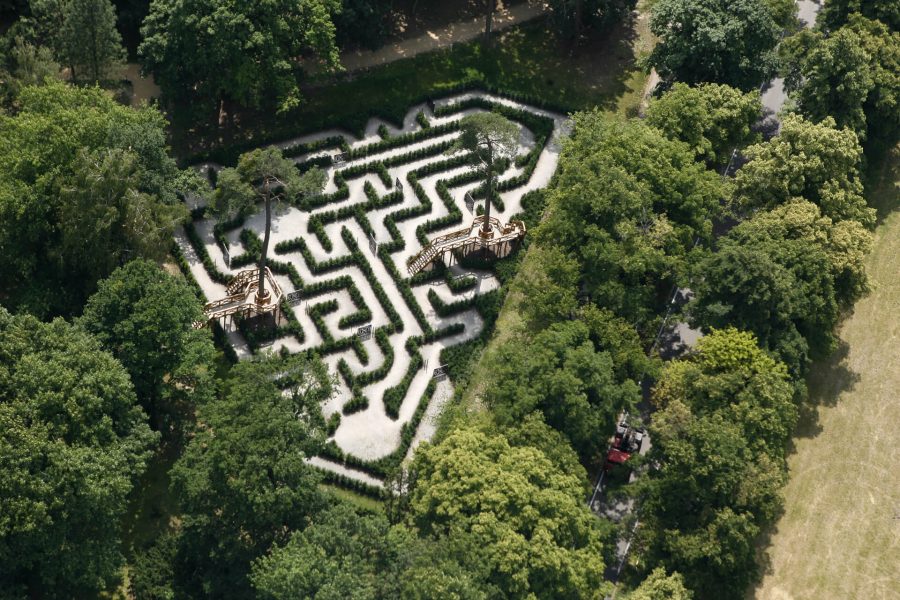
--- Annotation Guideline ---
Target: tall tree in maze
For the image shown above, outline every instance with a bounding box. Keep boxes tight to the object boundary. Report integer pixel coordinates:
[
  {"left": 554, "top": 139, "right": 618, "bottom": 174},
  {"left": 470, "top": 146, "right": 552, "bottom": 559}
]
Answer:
[
  {"left": 452, "top": 113, "right": 519, "bottom": 234},
  {"left": 211, "top": 148, "right": 325, "bottom": 302}
]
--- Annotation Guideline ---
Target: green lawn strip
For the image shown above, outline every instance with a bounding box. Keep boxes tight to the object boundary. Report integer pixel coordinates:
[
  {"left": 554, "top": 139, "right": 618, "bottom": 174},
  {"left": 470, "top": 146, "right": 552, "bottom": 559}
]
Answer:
[{"left": 171, "top": 17, "right": 644, "bottom": 163}]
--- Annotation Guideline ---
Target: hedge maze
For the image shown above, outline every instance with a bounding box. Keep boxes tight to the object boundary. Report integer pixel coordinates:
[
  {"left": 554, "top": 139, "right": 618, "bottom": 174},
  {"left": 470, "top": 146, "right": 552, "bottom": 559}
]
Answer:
[{"left": 178, "top": 92, "right": 563, "bottom": 485}]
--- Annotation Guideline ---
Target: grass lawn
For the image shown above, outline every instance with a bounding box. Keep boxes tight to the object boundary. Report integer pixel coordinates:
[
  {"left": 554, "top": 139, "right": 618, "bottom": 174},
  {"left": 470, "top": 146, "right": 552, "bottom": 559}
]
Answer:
[
  {"left": 320, "top": 483, "right": 385, "bottom": 514},
  {"left": 169, "top": 10, "right": 652, "bottom": 161},
  {"left": 751, "top": 146, "right": 900, "bottom": 600}
]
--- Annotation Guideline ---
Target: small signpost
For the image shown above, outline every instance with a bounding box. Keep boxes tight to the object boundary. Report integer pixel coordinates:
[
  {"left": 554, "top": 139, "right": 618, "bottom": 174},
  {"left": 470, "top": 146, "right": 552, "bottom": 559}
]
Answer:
[
  {"left": 333, "top": 152, "right": 347, "bottom": 167},
  {"left": 432, "top": 365, "right": 449, "bottom": 381},
  {"left": 286, "top": 290, "right": 303, "bottom": 307},
  {"left": 356, "top": 324, "right": 372, "bottom": 341},
  {"left": 395, "top": 177, "right": 404, "bottom": 193},
  {"left": 464, "top": 191, "right": 475, "bottom": 214},
  {"left": 426, "top": 97, "right": 436, "bottom": 114},
  {"left": 369, "top": 233, "right": 378, "bottom": 255}
]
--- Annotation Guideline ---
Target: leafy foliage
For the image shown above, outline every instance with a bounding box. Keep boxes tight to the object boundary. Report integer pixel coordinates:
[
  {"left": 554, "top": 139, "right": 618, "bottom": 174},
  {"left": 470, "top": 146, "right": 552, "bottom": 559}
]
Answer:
[
  {"left": 0, "top": 307, "right": 156, "bottom": 598},
  {"left": 636, "top": 329, "right": 795, "bottom": 598},
  {"left": 646, "top": 83, "right": 762, "bottom": 165},
  {"left": 647, "top": 0, "right": 781, "bottom": 90},
  {"left": 170, "top": 354, "right": 334, "bottom": 598},
  {"left": 783, "top": 16, "right": 900, "bottom": 140},
  {"left": 78, "top": 259, "right": 217, "bottom": 439},
  {"left": 820, "top": 0, "right": 900, "bottom": 32},
  {"left": 252, "top": 504, "right": 487, "bottom": 600},
  {"left": 626, "top": 568, "right": 693, "bottom": 600},
  {"left": 483, "top": 320, "right": 640, "bottom": 459},
  {"left": 409, "top": 426, "right": 613, "bottom": 599},
  {"left": 140, "top": 0, "right": 342, "bottom": 111},
  {"left": 0, "top": 82, "right": 189, "bottom": 316},
  {"left": 733, "top": 114, "right": 874, "bottom": 227},
  {"left": 690, "top": 200, "right": 872, "bottom": 377},
  {"left": 59, "top": 0, "right": 125, "bottom": 83},
  {"left": 539, "top": 112, "right": 723, "bottom": 330}
]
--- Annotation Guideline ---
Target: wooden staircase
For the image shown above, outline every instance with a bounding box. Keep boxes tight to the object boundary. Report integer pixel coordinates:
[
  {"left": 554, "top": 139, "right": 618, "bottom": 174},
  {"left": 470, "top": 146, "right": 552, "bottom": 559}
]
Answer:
[{"left": 406, "top": 216, "right": 526, "bottom": 276}]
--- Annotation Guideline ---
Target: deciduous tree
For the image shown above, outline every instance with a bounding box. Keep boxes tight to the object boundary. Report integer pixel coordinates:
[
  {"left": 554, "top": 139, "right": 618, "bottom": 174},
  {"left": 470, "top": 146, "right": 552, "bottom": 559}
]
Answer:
[
  {"left": 647, "top": 0, "right": 780, "bottom": 90},
  {"left": 79, "top": 259, "right": 217, "bottom": 439},
  {"left": 0, "top": 307, "right": 156, "bottom": 598},
  {"left": 0, "top": 82, "right": 189, "bottom": 316},
  {"left": 646, "top": 83, "right": 762, "bottom": 165},
  {"left": 139, "top": 0, "right": 342, "bottom": 111},
  {"left": 409, "top": 427, "right": 612, "bottom": 599},
  {"left": 170, "top": 354, "right": 334, "bottom": 598},
  {"left": 539, "top": 112, "right": 723, "bottom": 329},
  {"left": 733, "top": 114, "right": 874, "bottom": 227},
  {"left": 483, "top": 320, "right": 640, "bottom": 458}
]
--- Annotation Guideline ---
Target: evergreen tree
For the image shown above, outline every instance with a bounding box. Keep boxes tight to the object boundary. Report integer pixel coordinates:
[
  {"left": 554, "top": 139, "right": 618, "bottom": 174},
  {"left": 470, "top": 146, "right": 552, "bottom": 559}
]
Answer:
[{"left": 60, "top": 0, "right": 126, "bottom": 83}]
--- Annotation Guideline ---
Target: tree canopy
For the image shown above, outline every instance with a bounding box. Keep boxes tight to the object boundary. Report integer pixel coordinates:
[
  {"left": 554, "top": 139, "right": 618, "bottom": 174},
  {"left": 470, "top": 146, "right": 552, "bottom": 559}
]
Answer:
[
  {"left": 409, "top": 427, "right": 612, "bottom": 599},
  {"left": 636, "top": 328, "right": 795, "bottom": 598},
  {"left": 139, "top": 0, "right": 342, "bottom": 111},
  {"left": 733, "top": 114, "right": 874, "bottom": 228},
  {"left": 782, "top": 16, "right": 900, "bottom": 140},
  {"left": 0, "top": 82, "right": 189, "bottom": 316},
  {"left": 483, "top": 320, "right": 640, "bottom": 459},
  {"left": 0, "top": 307, "right": 156, "bottom": 598},
  {"left": 169, "top": 354, "right": 334, "bottom": 598},
  {"left": 690, "top": 200, "right": 872, "bottom": 377},
  {"left": 626, "top": 568, "right": 693, "bottom": 600},
  {"left": 59, "top": 0, "right": 125, "bottom": 83},
  {"left": 78, "top": 259, "right": 217, "bottom": 439},
  {"left": 646, "top": 83, "right": 762, "bottom": 165},
  {"left": 820, "top": 0, "right": 899, "bottom": 32},
  {"left": 647, "top": 0, "right": 781, "bottom": 90},
  {"left": 212, "top": 147, "right": 325, "bottom": 300},
  {"left": 252, "top": 504, "right": 487, "bottom": 600},
  {"left": 539, "top": 112, "right": 723, "bottom": 330}
]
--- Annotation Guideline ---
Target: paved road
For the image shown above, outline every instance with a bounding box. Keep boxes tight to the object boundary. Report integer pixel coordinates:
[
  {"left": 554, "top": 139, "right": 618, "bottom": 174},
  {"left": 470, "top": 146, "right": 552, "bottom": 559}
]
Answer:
[{"left": 760, "top": 0, "right": 823, "bottom": 130}]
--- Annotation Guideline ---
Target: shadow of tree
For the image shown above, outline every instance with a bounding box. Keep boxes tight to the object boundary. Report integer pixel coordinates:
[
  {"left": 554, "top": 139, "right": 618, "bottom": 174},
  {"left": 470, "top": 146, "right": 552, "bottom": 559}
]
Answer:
[{"left": 792, "top": 341, "right": 860, "bottom": 440}]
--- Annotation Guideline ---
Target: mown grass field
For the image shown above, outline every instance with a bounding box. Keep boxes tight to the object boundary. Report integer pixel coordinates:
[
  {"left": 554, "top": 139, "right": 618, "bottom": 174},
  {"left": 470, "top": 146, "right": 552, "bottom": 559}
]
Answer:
[{"left": 752, "top": 147, "right": 900, "bottom": 600}]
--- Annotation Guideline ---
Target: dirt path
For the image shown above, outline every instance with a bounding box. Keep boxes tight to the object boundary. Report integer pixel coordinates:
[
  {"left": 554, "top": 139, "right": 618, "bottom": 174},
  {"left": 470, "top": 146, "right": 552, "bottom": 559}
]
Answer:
[
  {"left": 752, "top": 155, "right": 900, "bottom": 600},
  {"left": 340, "top": 2, "right": 548, "bottom": 72}
]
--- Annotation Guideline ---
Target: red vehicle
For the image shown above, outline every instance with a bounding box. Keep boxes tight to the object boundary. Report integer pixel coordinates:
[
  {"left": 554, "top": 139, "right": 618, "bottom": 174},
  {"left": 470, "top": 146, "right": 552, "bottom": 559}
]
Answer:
[{"left": 604, "top": 415, "right": 644, "bottom": 472}]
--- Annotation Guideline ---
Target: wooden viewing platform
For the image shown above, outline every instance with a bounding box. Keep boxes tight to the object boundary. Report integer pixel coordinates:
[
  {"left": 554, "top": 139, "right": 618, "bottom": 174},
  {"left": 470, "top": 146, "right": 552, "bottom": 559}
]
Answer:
[
  {"left": 406, "top": 215, "right": 526, "bottom": 276},
  {"left": 194, "top": 267, "right": 284, "bottom": 328}
]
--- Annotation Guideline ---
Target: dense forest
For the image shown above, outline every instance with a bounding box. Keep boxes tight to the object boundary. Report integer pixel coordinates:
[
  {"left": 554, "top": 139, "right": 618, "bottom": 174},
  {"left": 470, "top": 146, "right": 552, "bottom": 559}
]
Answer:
[{"left": 0, "top": 0, "right": 897, "bottom": 598}]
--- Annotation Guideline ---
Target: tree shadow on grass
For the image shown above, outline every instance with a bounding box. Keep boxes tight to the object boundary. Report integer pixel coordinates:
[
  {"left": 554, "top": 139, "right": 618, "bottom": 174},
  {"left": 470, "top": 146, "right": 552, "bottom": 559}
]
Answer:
[{"left": 792, "top": 341, "right": 860, "bottom": 441}]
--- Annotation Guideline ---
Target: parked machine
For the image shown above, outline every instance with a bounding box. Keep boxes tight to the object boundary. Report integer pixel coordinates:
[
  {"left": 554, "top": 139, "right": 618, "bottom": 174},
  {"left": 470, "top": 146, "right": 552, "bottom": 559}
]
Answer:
[{"left": 604, "top": 414, "right": 645, "bottom": 472}]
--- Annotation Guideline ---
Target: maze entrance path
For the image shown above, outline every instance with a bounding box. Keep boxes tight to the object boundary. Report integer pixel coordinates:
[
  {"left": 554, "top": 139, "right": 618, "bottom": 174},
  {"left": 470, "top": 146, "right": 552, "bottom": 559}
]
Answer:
[{"left": 178, "top": 92, "right": 568, "bottom": 484}]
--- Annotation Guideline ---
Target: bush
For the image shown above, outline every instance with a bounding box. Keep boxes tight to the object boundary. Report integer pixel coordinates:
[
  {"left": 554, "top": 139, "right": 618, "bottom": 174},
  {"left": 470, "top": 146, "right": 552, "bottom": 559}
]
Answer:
[{"left": 342, "top": 387, "right": 369, "bottom": 415}]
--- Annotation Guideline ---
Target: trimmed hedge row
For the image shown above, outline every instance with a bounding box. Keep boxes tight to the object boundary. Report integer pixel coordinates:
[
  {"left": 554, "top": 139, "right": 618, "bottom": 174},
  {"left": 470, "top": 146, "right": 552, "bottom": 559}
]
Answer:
[
  {"left": 427, "top": 288, "right": 476, "bottom": 317},
  {"left": 282, "top": 135, "right": 348, "bottom": 159},
  {"left": 319, "top": 378, "right": 438, "bottom": 479},
  {"left": 312, "top": 463, "right": 387, "bottom": 500},
  {"left": 183, "top": 222, "right": 232, "bottom": 284},
  {"left": 342, "top": 387, "right": 369, "bottom": 415},
  {"left": 337, "top": 327, "right": 396, "bottom": 391},
  {"left": 347, "top": 120, "right": 457, "bottom": 160},
  {"left": 382, "top": 322, "right": 465, "bottom": 420},
  {"left": 340, "top": 227, "right": 404, "bottom": 331}
]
